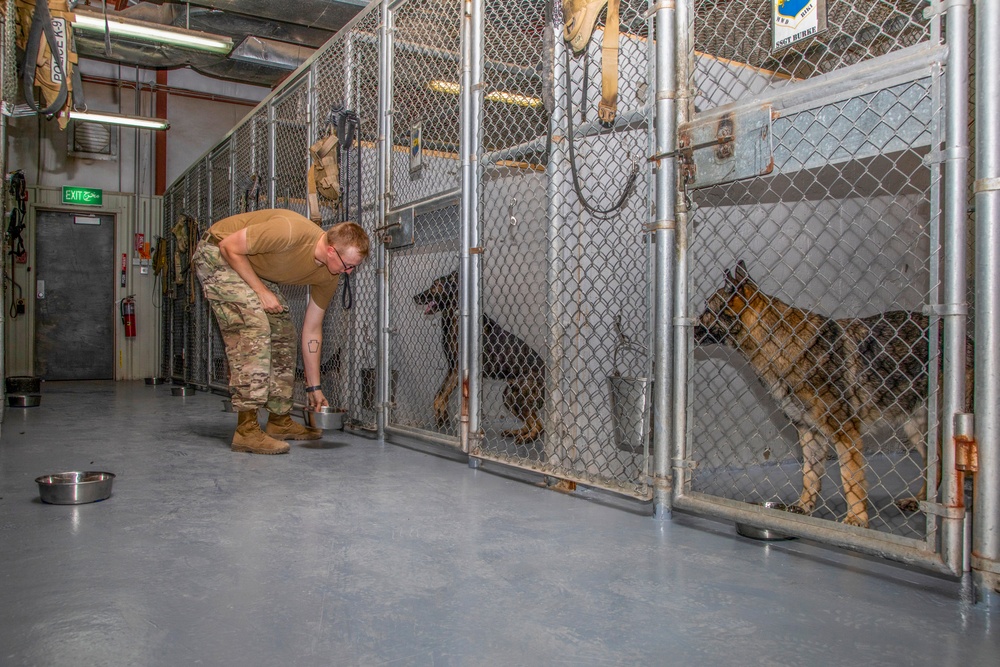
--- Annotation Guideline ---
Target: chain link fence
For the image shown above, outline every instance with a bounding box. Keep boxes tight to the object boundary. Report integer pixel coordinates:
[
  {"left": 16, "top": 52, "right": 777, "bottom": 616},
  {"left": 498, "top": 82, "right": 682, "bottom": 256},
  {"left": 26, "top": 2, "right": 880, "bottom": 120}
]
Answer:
[
  {"left": 682, "top": 0, "right": 952, "bottom": 542},
  {"left": 383, "top": 0, "right": 464, "bottom": 444},
  {"left": 159, "top": 0, "right": 986, "bottom": 567},
  {"left": 161, "top": 3, "right": 383, "bottom": 427},
  {"left": 310, "top": 7, "right": 382, "bottom": 427},
  {"left": 470, "top": 0, "right": 652, "bottom": 497}
]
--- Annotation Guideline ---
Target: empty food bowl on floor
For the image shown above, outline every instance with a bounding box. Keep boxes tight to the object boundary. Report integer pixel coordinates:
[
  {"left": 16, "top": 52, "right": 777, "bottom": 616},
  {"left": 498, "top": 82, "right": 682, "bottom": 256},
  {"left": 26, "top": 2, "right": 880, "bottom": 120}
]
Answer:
[
  {"left": 172, "top": 385, "right": 196, "bottom": 396},
  {"left": 35, "top": 471, "right": 116, "bottom": 505},
  {"left": 145, "top": 377, "right": 166, "bottom": 385},
  {"left": 8, "top": 393, "right": 41, "bottom": 408}
]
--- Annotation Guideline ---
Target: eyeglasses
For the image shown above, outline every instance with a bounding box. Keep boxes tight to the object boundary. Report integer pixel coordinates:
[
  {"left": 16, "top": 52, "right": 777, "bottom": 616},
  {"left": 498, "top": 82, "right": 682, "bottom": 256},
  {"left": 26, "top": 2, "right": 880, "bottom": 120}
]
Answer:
[{"left": 331, "top": 244, "right": 359, "bottom": 273}]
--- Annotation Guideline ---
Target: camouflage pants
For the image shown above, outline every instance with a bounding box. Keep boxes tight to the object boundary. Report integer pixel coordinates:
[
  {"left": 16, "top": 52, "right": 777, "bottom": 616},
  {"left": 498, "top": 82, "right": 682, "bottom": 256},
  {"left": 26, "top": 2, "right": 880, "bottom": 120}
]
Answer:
[{"left": 192, "top": 239, "right": 294, "bottom": 414}]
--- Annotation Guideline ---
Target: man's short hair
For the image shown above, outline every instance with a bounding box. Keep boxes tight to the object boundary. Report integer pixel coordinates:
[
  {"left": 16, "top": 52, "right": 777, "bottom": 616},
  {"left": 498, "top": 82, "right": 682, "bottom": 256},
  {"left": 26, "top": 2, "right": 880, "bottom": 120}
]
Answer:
[{"left": 326, "top": 221, "right": 370, "bottom": 259}]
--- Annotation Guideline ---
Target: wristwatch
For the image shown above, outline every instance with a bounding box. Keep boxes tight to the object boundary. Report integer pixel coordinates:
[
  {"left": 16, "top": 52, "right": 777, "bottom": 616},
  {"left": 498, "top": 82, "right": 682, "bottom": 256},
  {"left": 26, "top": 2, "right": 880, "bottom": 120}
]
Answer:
[{"left": 305, "top": 385, "right": 322, "bottom": 393}]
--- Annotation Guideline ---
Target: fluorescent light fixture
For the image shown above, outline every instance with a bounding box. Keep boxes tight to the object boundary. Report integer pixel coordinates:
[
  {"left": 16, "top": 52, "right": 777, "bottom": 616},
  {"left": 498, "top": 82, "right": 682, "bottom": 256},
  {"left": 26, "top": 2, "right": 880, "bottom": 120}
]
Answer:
[
  {"left": 70, "top": 110, "right": 170, "bottom": 131},
  {"left": 427, "top": 80, "right": 542, "bottom": 108},
  {"left": 484, "top": 90, "right": 543, "bottom": 108},
  {"left": 72, "top": 11, "right": 233, "bottom": 54}
]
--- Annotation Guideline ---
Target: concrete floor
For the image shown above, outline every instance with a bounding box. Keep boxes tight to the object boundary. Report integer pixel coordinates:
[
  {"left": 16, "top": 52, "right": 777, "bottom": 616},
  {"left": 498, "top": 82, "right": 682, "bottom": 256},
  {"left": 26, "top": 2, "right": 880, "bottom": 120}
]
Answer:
[{"left": 1, "top": 380, "right": 997, "bottom": 666}]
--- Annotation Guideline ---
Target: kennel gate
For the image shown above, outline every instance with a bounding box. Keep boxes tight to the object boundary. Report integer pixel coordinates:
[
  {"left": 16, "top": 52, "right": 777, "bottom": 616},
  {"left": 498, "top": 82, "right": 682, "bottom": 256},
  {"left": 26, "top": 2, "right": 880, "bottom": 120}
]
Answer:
[
  {"left": 669, "top": 0, "right": 972, "bottom": 573},
  {"left": 379, "top": 0, "right": 654, "bottom": 499}
]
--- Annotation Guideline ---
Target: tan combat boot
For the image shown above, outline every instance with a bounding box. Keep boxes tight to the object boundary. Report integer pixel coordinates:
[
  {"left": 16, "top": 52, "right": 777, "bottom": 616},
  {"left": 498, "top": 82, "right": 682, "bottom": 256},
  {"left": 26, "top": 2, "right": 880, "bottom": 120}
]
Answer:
[
  {"left": 232, "top": 410, "right": 290, "bottom": 454},
  {"left": 265, "top": 413, "right": 322, "bottom": 441}
]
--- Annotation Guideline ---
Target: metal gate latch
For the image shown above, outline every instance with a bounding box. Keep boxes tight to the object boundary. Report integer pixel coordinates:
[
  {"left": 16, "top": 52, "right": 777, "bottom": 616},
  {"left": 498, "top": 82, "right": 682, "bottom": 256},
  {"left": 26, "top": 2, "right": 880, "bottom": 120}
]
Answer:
[{"left": 659, "top": 104, "right": 774, "bottom": 189}]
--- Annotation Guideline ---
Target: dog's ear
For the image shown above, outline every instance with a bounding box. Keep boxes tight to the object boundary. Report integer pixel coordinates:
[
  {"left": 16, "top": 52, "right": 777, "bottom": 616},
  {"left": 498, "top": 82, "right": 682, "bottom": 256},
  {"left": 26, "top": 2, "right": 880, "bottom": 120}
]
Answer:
[
  {"left": 724, "top": 264, "right": 742, "bottom": 292},
  {"left": 731, "top": 260, "right": 757, "bottom": 295}
]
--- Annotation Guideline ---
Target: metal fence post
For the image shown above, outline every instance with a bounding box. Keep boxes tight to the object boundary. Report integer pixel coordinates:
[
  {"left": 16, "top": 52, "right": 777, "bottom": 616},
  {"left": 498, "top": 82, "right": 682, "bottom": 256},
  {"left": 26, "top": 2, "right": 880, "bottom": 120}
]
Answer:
[
  {"left": 651, "top": 0, "right": 677, "bottom": 518},
  {"left": 937, "top": 0, "right": 972, "bottom": 577},
  {"left": 460, "top": 0, "right": 484, "bottom": 454},
  {"left": 546, "top": 11, "right": 568, "bottom": 469},
  {"left": 670, "top": 0, "right": 693, "bottom": 520},
  {"left": 376, "top": 0, "right": 393, "bottom": 437},
  {"left": 973, "top": 0, "right": 1000, "bottom": 607}
]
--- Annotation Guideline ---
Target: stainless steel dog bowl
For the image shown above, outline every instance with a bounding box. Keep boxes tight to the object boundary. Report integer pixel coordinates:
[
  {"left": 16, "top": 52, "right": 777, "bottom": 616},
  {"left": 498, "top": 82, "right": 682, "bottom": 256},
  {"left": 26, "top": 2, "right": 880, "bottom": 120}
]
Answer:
[
  {"left": 8, "top": 393, "right": 41, "bottom": 408},
  {"left": 304, "top": 406, "right": 346, "bottom": 430},
  {"left": 735, "top": 502, "right": 806, "bottom": 541},
  {"left": 172, "top": 385, "right": 196, "bottom": 396},
  {"left": 6, "top": 375, "right": 41, "bottom": 393},
  {"left": 221, "top": 399, "right": 235, "bottom": 412},
  {"left": 35, "top": 471, "right": 116, "bottom": 505},
  {"left": 145, "top": 377, "right": 166, "bottom": 385}
]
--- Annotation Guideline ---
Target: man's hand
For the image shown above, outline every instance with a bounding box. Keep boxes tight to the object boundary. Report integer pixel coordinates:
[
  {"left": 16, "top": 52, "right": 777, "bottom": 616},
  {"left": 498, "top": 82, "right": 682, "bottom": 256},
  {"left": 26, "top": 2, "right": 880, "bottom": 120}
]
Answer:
[
  {"left": 257, "top": 289, "right": 285, "bottom": 313},
  {"left": 308, "top": 389, "right": 329, "bottom": 409}
]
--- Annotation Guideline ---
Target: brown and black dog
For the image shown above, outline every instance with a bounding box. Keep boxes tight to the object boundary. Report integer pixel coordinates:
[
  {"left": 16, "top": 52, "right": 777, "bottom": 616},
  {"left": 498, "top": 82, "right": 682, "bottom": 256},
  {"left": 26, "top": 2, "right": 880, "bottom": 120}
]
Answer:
[
  {"left": 414, "top": 270, "right": 545, "bottom": 443},
  {"left": 694, "top": 261, "right": 972, "bottom": 528}
]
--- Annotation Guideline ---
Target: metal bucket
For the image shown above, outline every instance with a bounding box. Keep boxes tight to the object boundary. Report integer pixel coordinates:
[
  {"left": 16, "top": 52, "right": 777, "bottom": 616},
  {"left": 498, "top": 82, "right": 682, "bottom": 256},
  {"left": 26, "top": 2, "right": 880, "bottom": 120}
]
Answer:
[
  {"left": 608, "top": 375, "right": 652, "bottom": 453},
  {"left": 608, "top": 314, "right": 652, "bottom": 454}
]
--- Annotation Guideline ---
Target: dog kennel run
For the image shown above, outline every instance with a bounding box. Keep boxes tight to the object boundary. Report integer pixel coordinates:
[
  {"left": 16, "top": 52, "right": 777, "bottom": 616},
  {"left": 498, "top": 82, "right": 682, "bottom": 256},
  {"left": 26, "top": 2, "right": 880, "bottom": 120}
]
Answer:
[{"left": 161, "top": 0, "right": 1000, "bottom": 603}]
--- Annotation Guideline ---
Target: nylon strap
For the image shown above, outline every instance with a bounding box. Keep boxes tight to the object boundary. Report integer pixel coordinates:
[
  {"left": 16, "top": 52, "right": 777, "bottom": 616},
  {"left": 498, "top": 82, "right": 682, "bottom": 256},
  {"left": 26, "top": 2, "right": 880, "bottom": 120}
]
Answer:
[
  {"left": 22, "top": 0, "right": 68, "bottom": 115},
  {"left": 597, "top": 0, "right": 619, "bottom": 124}
]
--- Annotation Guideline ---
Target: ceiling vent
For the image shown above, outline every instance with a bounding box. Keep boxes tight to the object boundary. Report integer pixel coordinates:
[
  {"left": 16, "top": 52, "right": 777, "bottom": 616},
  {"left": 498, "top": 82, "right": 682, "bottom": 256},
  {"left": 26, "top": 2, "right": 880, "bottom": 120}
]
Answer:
[{"left": 67, "top": 120, "right": 119, "bottom": 160}]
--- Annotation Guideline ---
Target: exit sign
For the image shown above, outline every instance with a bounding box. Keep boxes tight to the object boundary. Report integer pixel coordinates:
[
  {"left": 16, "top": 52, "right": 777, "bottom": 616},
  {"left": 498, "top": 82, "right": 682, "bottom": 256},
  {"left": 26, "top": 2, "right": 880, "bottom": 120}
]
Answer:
[{"left": 62, "top": 186, "right": 103, "bottom": 206}]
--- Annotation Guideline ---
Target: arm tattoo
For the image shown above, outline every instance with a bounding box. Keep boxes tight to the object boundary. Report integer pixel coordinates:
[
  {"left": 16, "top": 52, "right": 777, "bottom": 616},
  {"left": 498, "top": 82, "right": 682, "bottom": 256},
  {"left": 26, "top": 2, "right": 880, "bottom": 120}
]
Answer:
[{"left": 308, "top": 339, "right": 320, "bottom": 353}]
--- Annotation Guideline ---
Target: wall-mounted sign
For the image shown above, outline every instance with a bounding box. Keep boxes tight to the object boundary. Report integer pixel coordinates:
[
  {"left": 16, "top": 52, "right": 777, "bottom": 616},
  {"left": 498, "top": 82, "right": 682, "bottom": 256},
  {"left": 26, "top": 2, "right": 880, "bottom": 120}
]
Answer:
[
  {"left": 50, "top": 18, "right": 68, "bottom": 84},
  {"left": 62, "top": 186, "right": 103, "bottom": 206},
  {"left": 772, "top": 0, "right": 827, "bottom": 51}
]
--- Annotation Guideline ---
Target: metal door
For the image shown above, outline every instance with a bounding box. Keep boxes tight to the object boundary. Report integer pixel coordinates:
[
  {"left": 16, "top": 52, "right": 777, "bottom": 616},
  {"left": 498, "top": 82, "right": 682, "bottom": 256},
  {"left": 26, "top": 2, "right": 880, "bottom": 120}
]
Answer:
[{"left": 34, "top": 210, "right": 115, "bottom": 380}]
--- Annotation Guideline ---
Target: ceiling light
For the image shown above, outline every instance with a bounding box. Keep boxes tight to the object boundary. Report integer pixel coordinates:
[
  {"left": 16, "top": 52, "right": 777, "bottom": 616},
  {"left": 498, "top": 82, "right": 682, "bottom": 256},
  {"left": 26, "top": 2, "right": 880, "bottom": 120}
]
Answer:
[
  {"left": 72, "top": 11, "right": 233, "bottom": 54},
  {"left": 428, "top": 80, "right": 462, "bottom": 95},
  {"left": 69, "top": 110, "right": 170, "bottom": 131},
  {"left": 484, "top": 90, "right": 543, "bottom": 108},
  {"left": 427, "top": 80, "right": 542, "bottom": 108}
]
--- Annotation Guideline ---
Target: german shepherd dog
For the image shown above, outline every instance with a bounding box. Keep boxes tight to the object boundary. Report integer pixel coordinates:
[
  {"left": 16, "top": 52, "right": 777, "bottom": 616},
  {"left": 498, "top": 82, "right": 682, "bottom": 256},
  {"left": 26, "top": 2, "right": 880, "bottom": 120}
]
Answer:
[
  {"left": 414, "top": 270, "right": 545, "bottom": 443},
  {"left": 694, "top": 261, "right": 972, "bottom": 528}
]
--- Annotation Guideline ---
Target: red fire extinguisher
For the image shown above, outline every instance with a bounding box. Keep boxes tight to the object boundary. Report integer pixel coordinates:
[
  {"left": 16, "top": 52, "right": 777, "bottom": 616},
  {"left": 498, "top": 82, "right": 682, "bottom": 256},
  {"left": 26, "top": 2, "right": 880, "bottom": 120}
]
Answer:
[{"left": 121, "top": 295, "right": 137, "bottom": 338}]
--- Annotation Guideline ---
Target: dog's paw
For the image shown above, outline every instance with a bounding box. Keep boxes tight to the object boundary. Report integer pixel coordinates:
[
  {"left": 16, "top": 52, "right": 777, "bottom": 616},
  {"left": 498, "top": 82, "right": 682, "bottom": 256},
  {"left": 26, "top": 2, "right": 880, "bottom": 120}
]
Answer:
[
  {"left": 843, "top": 514, "right": 869, "bottom": 529},
  {"left": 792, "top": 502, "right": 813, "bottom": 516},
  {"left": 895, "top": 497, "right": 921, "bottom": 513}
]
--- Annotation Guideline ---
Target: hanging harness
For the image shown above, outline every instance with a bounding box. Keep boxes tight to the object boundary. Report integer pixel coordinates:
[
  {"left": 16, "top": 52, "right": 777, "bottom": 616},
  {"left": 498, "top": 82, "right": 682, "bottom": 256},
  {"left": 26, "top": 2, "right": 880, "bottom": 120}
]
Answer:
[
  {"left": 13, "top": 0, "right": 80, "bottom": 126},
  {"left": 313, "top": 105, "right": 363, "bottom": 310},
  {"left": 558, "top": 0, "right": 637, "bottom": 220}
]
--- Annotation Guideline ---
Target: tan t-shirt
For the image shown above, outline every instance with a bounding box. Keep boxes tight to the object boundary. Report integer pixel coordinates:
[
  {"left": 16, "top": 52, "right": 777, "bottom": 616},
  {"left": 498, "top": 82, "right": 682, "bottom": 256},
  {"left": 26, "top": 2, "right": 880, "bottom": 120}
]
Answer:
[{"left": 207, "top": 209, "right": 340, "bottom": 310}]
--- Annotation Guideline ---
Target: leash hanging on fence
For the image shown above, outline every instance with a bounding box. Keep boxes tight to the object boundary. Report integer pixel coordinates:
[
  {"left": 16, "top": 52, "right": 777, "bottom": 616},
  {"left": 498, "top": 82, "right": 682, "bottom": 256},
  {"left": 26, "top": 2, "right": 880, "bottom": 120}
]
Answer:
[
  {"left": 329, "top": 105, "right": 362, "bottom": 311},
  {"left": 563, "top": 47, "right": 638, "bottom": 219},
  {"left": 559, "top": 0, "right": 637, "bottom": 219},
  {"left": 5, "top": 170, "right": 27, "bottom": 318},
  {"left": 6, "top": 170, "right": 27, "bottom": 261}
]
